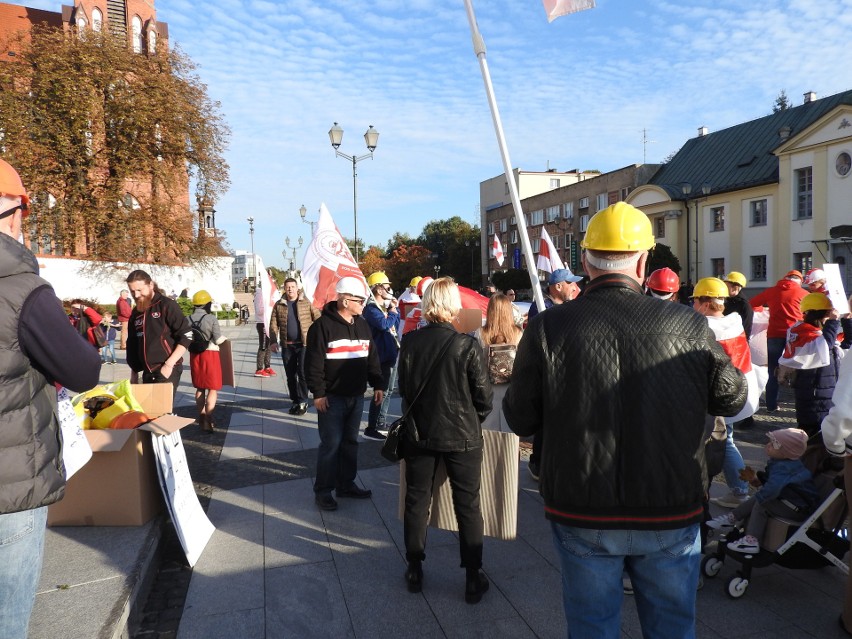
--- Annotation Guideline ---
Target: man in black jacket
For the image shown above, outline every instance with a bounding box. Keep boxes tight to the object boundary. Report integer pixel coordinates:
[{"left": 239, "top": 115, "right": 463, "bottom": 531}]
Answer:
[
  {"left": 305, "top": 276, "right": 384, "bottom": 511},
  {"left": 0, "top": 159, "right": 101, "bottom": 638},
  {"left": 504, "top": 202, "right": 747, "bottom": 638},
  {"left": 723, "top": 271, "right": 754, "bottom": 338}
]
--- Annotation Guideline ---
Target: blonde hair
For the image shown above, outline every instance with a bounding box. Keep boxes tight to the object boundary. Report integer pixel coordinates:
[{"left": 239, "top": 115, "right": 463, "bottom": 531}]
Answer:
[
  {"left": 422, "top": 277, "right": 461, "bottom": 323},
  {"left": 697, "top": 297, "right": 725, "bottom": 313},
  {"left": 480, "top": 294, "right": 521, "bottom": 345}
]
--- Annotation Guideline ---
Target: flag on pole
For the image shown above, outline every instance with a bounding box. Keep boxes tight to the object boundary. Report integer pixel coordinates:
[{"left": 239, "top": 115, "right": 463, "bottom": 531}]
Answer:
[
  {"left": 301, "top": 203, "right": 367, "bottom": 310},
  {"left": 492, "top": 233, "right": 505, "bottom": 267},
  {"left": 542, "top": 0, "right": 595, "bottom": 23},
  {"left": 536, "top": 227, "right": 565, "bottom": 273},
  {"left": 253, "top": 255, "right": 281, "bottom": 338}
]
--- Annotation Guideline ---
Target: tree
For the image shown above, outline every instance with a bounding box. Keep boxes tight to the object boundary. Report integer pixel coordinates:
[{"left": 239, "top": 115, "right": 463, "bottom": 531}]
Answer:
[
  {"left": 646, "top": 243, "right": 681, "bottom": 276},
  {"left": 0, "top": 26, "right": 230, "bottom": 263},
  {"left": 773, "top": 89, "right": 791, "bottom": 114},
  {"left": 385, "top": 243, "right": 432, "bottom": 292},
  {"left": 417, "top": 216, "right": 481, "bottom": 288},
  {"left": 359, "top": 246, "right": 387, "bottom": 278},
  {"left": 386, "top": 232, "right": 415, "bottom": 257},
  {"left": 492, "top": 269, "right": 537, "bottom": 294}
]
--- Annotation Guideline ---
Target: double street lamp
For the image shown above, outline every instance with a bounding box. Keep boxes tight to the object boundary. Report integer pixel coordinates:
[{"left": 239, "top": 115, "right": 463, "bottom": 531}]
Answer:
[
  {"left": 328, "top": 122, "right": 380, "bottom": 263},
  {"left": 247, "top": 216, "right": 256, "bottom": 285},
  {"left": 299, "top": 204, "right": 316, "bottom": 237},
  {"left": 283, "top": 235, "right": 303, "bottom": 276}
]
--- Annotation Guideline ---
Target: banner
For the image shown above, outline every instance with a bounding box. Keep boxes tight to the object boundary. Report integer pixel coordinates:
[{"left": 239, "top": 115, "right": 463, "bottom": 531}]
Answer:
[
  {"left": 492, "top": 233, "right": 504, "bottom": 266},
  {"left": 301, "top": 203, "right": 367, "bottom": 309},
  {"left": 253, "top": 255, "right": 280, "bottom": 337},
  {"left": 536, "top": 227, "right": 565, "bottom": 273},
  {"left": 542, "top": 0, "right": 595, "bottom": 22},
  {"left": 57, "top": 386, "right": 92, "bottom": 479}
]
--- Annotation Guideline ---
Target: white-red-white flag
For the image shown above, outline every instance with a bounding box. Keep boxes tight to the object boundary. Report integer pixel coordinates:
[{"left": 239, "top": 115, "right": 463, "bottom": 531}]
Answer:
[
  {"left": 492, "top": 233, "right": 505, "bottom": 267},
  {"left": 253, "top": 255, "right": 281, "bottom": 338},
  {"left": 542, "top": 0, "right": 595, "bottom": 22},
  {"left": 301, "top": 203, "right": 367, "bottom": 310},
  {"left": 536, "top": 227, "right": 565, "bottom": 273}
]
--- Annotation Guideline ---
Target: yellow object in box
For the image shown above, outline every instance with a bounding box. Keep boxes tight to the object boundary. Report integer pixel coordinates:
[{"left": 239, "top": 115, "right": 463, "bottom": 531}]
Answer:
[
  {"left": 104, "top": 380, "right": 145, "bottom": 413},
  {"left": 91, "top": 396, "right": 130, "bottom": 430}
]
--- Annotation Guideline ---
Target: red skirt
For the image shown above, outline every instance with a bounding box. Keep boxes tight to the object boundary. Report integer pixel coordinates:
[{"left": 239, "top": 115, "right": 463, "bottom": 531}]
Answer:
[{"left": 190, "top": 350, "right": 222, "bottom": 390}]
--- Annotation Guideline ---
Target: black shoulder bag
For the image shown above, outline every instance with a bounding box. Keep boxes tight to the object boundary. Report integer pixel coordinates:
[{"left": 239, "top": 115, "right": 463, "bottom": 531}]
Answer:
[{"left": 380, "top": 334, "right": 456, "bottom": 463}]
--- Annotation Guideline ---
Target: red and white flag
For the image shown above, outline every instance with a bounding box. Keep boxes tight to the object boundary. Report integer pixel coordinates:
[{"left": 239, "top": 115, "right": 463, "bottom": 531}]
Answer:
[
  {"left": 536, "top": 227, "right": 564, "bottom": 273},
  {"left": 253, "top": 255, "right": 281, "bottom": 338},
  {"left": 542, "top": 0, "right": 595, "bottom": 23},
  {"left": 492, "top": 233, "right": 505, "bottom": 267},
  {"left": 779, "top": 321, "right": 831, "bottom": 370},
  {"left": 301, "top": 203, "right": 367, "bottom": 310},
  {"left": 706, "top": 313, "right": 760, "bottom": 422}
]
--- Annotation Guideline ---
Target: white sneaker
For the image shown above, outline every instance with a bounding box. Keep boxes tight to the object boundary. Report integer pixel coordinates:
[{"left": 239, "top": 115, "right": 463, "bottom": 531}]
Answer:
[
  {"left": 727, "top": 535, "right": 760, "bottom": 554},
  {"left": 710, "top": 492, "right": 749, "bottom": 508},
  {"left": 706, "top": 512, "right": 736, "bottom": 531}
]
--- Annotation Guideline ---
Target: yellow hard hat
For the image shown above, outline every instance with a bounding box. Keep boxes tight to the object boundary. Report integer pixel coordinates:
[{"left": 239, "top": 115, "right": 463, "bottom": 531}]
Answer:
[
  {"left": 366, "top": 271, "right": 391, "bottom": 288},
  {"left": 800, "top": 292, "right": 833, "bottom": 313},
  {"left": 192, "top": 290, "right": 212, "bottom": 306},
  {"left": 724, "top": 271, "right": 747, "bottom": 288},
  {"left": 580, "top": 202, "right": 655, "bottom": 252},
  {"left": 692, "top": 277, "right": 729, "bottom": 299},
  {"left": 409, "top": 276, "right": 423, "bottom": 288}
]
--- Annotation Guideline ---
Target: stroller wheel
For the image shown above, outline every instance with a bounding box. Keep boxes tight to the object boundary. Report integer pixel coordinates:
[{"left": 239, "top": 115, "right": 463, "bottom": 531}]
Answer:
[
  {"left": 701, "top": 555, "right": 723, "bottom": 578},
  {"left": 726, "top": 575, "right": 749, "bottom": 599}
]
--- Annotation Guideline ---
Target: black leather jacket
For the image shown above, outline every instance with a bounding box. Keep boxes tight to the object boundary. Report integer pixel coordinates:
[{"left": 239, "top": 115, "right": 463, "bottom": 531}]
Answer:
[
  {"left": 504, "top": 274, "right": 747, "bottom": 530},
  {"left": 398, "top": 322, "right": 492, "bottom": 452}
]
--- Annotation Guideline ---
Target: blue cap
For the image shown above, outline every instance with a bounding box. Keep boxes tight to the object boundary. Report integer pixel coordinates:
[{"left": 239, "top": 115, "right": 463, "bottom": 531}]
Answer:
[{"left": 549, "top": 268, "right": 583, "bottom": 285}]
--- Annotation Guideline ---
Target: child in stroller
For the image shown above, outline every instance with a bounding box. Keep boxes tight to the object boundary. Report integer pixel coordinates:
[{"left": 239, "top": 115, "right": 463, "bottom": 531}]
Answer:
[{"left": 707, "top": 428, "right": 819, "bottom": 554}]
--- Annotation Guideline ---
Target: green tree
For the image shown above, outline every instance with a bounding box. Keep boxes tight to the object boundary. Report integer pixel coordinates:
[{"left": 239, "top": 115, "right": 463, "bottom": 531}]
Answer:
[
  {"left": 492, "top": 269, "right": 536, "bottom": 294},
  {"left": 0, "top": 26, "right": 230, "bottom": 263},
  {"left": 646, "top": 243, "right": 682, "bottom": 276},
  {"left": 772, "top": 89, "right": 791, "bottom": 114},
  {"left": 385, "top": 243, "right": 432, "bottom": 292},
  {"left": 417, "top": 217, "right": 480, "bottom": 288}
]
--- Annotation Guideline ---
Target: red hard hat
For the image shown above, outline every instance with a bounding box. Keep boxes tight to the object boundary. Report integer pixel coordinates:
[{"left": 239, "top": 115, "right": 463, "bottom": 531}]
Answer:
[
  {"left": 646, "top": 267, "right": 679, "bottom": 293},
  {"left": 416, "top": 276, "right": 433, "bottom": 297}
]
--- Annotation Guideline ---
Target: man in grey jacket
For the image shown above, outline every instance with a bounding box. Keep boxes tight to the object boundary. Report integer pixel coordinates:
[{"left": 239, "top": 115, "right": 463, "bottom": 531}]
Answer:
[{"left": 0, "top": 159, "right": 101, "bottom": 639}]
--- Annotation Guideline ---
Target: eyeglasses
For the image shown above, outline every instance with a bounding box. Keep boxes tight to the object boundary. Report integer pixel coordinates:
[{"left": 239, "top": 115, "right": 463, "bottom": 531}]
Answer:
[{"left": 346, "top": 297, "right": 366, "bottom": 305}]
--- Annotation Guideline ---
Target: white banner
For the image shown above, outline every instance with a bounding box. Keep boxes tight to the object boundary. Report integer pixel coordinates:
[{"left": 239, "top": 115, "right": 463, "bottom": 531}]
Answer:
[
  {"left": 56, "top": 386, "right": 92, "bottom": 480},
  {"left": 151, "top": 431, "right": 215, "bottom": 567},
  {"left": 823, "top": 263, "right": 850, "bottom": 314}
]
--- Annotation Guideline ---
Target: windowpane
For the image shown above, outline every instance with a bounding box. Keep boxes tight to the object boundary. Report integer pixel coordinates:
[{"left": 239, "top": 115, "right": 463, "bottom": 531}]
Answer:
[
  {"left": 750, "top": 199, "right": 767, "bottom": 226},
  {"left": 750, "top": 255, "right": 767, "bottom": 281},
  {"left": 795, "top": 167, "right": 813, "bottom": 219}
]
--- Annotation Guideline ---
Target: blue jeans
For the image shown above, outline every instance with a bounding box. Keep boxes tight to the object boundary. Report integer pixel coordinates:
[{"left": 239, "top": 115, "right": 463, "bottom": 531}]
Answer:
[
  {"left": 721, "top": 422, "right": 749, "bottom": 495},
  {"left": 551, "top": 522, "right": 701, "bottom": 639},
  {"left": 101, "top": 339, "right": 116, "bottom": 362},
  {"left": 314, "top": 395, "right": 363, "bottom": 496},
  {"left": 368, "top": 362, "right": 397, "bottom": 429},
  {"left": 765, "top": 337, "right": 785, "bottom": 411},
  {"left": 0, "top": 507, "right": 47, "bottom": 639}
]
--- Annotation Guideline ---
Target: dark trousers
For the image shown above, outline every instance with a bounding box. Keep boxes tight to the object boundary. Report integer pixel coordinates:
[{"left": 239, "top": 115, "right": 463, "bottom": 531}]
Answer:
[
  {"left": 282, "top": 343, "right": 308, "bottom": 404},
  {"left": 142, "top": 363, "right": 183, "bottom": 399},
  {"left": 256, "top": 323, "right": 271, "bottom": 370},
  {"left": 530, "top": 430, "right": 543, "bottom": 466},
  {"left": 403, "top": 446, "right": 484, "bottom": 569},
  {"left": 314, "top": 395, "right": 362, "bottom": 496},
  {"left": 367, "top": 361, "right": 394, "bottom": 429}
]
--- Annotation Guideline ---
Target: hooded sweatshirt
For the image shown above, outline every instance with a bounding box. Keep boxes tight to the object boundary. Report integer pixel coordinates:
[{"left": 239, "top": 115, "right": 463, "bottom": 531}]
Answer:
[{"left": 750, "top": 278, "right": 808, "bottom": 339}]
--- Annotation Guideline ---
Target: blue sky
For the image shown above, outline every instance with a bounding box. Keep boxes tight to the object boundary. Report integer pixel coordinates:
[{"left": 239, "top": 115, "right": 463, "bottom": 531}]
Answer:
[{"left": 15, "top": 0, "right": 852, "bottom": 268}]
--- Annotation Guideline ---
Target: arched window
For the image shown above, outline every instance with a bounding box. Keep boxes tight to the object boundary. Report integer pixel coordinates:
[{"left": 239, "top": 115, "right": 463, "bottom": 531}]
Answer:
[
  {"left": 76, "top": 16, "right": 88, "bottom": 36},
  {"left": 147, "top": 29, "right": 157, "bottom": 53},
  {"left": 92, "top": 8, "right": 103, "bottom": 32},
  {"left": 120, "top": 193, "right": 141, "bottom": 211},
  {"left": 131, "top": 16, "right": 143, "bottom": 53}
]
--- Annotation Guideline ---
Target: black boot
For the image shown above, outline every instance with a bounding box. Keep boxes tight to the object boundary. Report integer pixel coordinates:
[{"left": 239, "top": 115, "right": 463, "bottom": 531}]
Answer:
[
  {"left": 464, "top": 568, "right": 489, "bottom": 604},
  {"left": 405, "top": 560, "right": 423, "bottom": 593}
]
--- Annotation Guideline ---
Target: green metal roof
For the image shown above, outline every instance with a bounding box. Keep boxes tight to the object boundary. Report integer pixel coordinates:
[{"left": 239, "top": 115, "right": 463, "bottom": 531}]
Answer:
[{"left": 649, "top": 89, "right": 852, "bottom": 200}]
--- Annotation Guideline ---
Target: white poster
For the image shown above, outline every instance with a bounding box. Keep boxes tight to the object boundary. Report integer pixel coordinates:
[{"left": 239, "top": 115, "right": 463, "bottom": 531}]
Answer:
[
  {"left": 822, "top": 263, "right": 850, "bottom": 314},
  {"left": 151, "top": 431, "right": 215, "bottom": 567},
  {"left": 56, "top": 386, "right": 92, "bottom": 479}
]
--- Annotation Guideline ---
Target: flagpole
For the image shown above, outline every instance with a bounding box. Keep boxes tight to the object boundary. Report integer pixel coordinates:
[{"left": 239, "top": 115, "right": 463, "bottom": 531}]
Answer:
[{"left": 463, "top": 0, "right": 546, "bottom": 313}]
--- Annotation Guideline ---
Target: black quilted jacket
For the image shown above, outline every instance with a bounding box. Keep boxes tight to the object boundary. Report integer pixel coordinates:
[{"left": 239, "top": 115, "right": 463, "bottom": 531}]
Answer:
[{"left": 504, "top": 274, "right": 748, "bottom": 530}]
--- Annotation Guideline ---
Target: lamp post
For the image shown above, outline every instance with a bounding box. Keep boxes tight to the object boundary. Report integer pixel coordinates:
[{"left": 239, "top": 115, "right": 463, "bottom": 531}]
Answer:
[
  {"left": 328, "top": 122, "right": 379, "bottom": 263},
  {"left": 681, "top": 182, "right": 711, "bottom": 283},
  {"left": 299, "top": 204, "right": 316, "bottom": 238},
  {"left": 465, "top": 239, "right": 480, "bottom": 286},
  {"left": 247, "top": 216, "right": 256, "bottom": 287},
  {"left": 284, "top": 235, "right": 304, "bottom": 276},
  {"left": 434, "top": 264, "right": 441, "bottom": 279}
]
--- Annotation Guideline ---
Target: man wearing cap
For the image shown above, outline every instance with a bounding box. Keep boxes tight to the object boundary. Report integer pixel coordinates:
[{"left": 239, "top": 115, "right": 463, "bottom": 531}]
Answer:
[
  {"left": 525, "top": 267, "right": 582, "bottom": 481},
  {"left": 504, "top": 202, "right": 746, "bottom": 638},
  {"left": 305, "top": 276, "right": 385, "bottom": 511},
  {"left": 750, "top": 270, "right": 808, "bottom": 412},
  {"left": 723, "top": 271, "right": 754, "bottom": 339},
  {"left": 0, "top": 159, "right": 101, "bottom": 638}
]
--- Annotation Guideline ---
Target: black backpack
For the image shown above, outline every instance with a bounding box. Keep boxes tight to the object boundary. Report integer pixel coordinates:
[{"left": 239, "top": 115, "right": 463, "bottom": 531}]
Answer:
[{"left": 188, "top": 314, "right": 210, "bottom": 353}]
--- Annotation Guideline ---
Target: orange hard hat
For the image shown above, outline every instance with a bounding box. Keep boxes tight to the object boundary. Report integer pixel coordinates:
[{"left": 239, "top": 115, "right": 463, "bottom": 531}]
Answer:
[
  {"left": 0, "top": 158, "right": 29, "bottom": 218},
  {"left": 110, "top": 411, "right": 150, "bottom": 430},
  {"left": 646, "top": 267, "right": 679, "bottom": 294},
  {"left": 785, "top": 270, "right": 804, "bottom": 281}
]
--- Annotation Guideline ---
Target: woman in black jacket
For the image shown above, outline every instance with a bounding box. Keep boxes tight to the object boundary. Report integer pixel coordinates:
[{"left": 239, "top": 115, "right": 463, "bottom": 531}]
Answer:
[{"left": 397, "top": 277, "right": 493, "bottom": 603}]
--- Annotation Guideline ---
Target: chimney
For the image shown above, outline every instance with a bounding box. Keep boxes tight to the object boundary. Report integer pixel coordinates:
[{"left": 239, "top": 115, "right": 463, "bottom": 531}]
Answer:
[
  {"left": 698, "top": 126, "right": 708, "bottom": 137},
  {"left": 779, "top": 126, "right": 792, "bottom": 140},
  {"left": 803, "top": 91, "right": 817, "bottom": 103}
]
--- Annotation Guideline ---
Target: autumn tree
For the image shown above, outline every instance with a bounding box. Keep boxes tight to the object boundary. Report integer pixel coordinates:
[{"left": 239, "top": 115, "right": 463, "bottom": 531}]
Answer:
[
  {"left": 359, "top": 246, "right": 387, "bottom": 278},
  {"left": 0, "top": 26, "right": 230, "bottom": 263},
  {"left": 417, "top": 217, "right": 481, "bottom": 288},
  {"left": 385, "top": 243, "right": 432, "bottom": 291}
]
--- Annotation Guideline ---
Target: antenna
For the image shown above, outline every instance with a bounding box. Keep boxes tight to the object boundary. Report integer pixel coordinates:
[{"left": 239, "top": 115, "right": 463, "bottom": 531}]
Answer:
[{"left": 641, "top": 128, "right": 656, "bottom": 164}]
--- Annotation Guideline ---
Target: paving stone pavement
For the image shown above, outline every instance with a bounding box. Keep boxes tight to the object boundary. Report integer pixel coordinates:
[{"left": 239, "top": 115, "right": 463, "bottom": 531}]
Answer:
[{"left": 41, "top": 320, "right": 848, "bottom": 639}]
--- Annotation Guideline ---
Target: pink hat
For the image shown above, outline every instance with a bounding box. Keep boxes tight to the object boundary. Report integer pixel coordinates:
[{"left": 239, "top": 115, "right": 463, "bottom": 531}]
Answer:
[{"left": 767, "top": 428, "right": 808, "bottom": 460}]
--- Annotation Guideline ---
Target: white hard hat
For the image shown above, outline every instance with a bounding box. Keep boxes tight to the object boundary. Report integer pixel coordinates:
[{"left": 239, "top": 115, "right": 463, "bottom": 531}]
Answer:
[
  {"left": 805, "top": 268, "right": 826, "bottom": 285},
  {"left": 335, "top": 276, "right": 367, "bottom": 298}
]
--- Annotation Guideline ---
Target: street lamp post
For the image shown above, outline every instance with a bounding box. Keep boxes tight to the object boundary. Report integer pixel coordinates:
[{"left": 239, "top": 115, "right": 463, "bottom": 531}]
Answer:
[
  {"left": 680, "top": 182, "right": 711, "bottom": 284},
  {"left": 434, "top": 264, "right": 441, "bottom": 279},
  {"left": 465, "top": 239, "right": 480, "bottom": 286},
  {"left": 299, "top": 204, "right": 316, "bottom": 238},
  {"left": 328, "top": 122, "right": 379, "bottom": 263},
  {"left": 247, "top": 216, "right": 256, "bottom": 287},
  {"left": 284, "top": 235, "right": 304, "bottom": 276}
]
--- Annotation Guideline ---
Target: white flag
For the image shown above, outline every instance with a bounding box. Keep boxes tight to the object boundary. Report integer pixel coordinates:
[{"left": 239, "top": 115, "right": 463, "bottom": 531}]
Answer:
[
  {"left": 492, "top": 233, "right": 505, "bottom": 267},
  {"left": 542, "top": 0, "right": 595, "bottom": 23},
  {"left": 253, "top": 255, "right": 281, "bottom": 338},
  {"left": 301, "top": 203, "right": 367, "bottom": 310},
  {"left": 536, "top": 227, "right": 565, "bottom": 273}
]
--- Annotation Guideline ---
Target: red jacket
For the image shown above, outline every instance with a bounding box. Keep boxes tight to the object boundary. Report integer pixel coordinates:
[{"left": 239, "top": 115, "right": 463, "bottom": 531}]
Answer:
[
  {"left": 116, "top": 296, "right": 133, "bottom": 322},
  {"left": 750, "top": 279, "right": 807, "bottom": 339}
]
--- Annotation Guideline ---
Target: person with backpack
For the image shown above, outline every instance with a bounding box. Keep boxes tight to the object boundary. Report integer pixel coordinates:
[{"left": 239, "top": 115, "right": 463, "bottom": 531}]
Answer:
[{"left": 188, "top": 290, "right": 227, "bottom": 433}]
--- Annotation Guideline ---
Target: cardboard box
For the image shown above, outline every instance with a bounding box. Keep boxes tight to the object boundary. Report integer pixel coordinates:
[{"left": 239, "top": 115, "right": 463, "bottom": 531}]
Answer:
[{"left": 48, "top": 383, "right": 194, "bottom": 527}]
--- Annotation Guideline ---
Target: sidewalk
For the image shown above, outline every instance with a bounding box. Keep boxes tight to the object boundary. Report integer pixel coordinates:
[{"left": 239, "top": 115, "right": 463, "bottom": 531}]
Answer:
[{"left": 31, "top": 321, "right": 850, "bottom": 638}]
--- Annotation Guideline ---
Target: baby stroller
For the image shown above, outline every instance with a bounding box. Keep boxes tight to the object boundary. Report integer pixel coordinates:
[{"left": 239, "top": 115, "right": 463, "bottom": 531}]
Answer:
[{"left": 701, "top": 444, "right": 849, "bottom": 599}]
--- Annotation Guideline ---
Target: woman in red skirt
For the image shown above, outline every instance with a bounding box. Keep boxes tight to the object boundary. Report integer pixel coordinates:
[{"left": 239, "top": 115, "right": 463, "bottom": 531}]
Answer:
[{"left": 189, "top": 290, "right": 227, "bottom": 432}]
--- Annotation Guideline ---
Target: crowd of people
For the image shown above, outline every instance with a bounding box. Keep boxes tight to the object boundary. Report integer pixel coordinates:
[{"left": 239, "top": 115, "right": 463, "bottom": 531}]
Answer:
[{"left": 3, "top": 146, "right": 852, "bottom": 638}]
